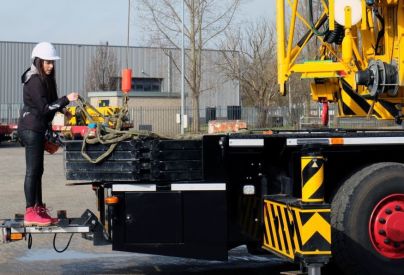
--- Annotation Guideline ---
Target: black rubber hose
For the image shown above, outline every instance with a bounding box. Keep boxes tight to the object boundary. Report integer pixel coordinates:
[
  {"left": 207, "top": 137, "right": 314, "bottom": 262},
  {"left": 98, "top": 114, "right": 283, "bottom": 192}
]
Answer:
[
  {"left": 53, "top": 233, "right": 74, "bottom": 253},
  {"left": 374, "top": 8, "right": 385, "bottom": 55},
  {"left": 308, "top": 0, "right": 329, "bottom": 36},
  {"left": 27, "top": 233, "right": 32, "bottom": 249}
]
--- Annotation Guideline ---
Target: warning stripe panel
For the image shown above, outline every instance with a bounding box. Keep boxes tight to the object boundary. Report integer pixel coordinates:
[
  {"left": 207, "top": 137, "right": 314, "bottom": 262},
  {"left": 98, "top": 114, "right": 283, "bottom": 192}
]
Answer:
[
  {"left": 301, "top": 158, "right": 324, "bottom": 202},
  {"left": 338, "top": 79, "right": 398, "bottom": 119},
  {"left": 262, "top": 200, "right": 331, "bottom": 261},
  {"left": 263, "top": 202, "right": 294, "bottom": 259}
]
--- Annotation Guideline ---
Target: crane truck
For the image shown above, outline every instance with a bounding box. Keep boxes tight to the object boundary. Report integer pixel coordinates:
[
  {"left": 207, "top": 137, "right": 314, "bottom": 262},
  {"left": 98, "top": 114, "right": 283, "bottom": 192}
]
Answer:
[{"left": 2, "top": 1, "right": 404, "bottom": 275}]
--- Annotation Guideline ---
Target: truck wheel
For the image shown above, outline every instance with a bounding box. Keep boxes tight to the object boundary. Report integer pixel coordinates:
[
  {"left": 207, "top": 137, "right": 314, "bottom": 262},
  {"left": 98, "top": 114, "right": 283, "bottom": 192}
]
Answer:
[{"left": 331, "top": 162, "right": 404, "bottom": 275}]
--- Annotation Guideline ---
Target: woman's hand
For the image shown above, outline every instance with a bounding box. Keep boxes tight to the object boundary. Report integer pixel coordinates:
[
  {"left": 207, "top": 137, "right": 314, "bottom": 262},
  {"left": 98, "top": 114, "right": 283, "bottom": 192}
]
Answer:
[{"left": 67, "top": 92, "right": 79, "bottom": 102}]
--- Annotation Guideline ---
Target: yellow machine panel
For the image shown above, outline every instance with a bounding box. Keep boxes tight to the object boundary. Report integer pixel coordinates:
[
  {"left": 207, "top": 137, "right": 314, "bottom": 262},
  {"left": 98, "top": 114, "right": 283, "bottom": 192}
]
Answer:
[
  {"left": 66, "top": 106, "right": 120, "bottom": 126},
  {"left": 263, "top": 198, "right": 331, "bottom": 261}
]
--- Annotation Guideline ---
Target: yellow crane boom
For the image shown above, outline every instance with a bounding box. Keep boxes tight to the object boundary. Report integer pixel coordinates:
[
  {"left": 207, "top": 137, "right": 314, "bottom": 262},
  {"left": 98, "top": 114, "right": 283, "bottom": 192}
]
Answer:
[{"left": 277, "top": 0, "right": 404, "bottom": 122}]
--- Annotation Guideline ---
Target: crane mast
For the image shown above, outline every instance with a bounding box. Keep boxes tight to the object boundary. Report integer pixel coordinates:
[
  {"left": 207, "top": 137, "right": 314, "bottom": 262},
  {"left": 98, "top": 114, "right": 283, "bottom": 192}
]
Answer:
[{"left": 277, "top": 0, "right": 404, "bottom": 122}]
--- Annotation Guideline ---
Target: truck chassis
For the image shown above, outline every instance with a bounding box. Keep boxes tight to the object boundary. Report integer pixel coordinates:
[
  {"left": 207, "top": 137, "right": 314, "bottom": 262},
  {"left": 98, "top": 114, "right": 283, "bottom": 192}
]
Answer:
[{"left": 62, "top": 129, "right": 404, "bottom": 275}]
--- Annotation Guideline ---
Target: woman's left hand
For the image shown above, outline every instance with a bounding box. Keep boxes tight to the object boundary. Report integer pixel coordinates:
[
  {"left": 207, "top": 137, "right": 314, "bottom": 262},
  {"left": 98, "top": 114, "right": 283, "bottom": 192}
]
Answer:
[{"left": 67, "top": 92, "right": 79, "bottom": 102}]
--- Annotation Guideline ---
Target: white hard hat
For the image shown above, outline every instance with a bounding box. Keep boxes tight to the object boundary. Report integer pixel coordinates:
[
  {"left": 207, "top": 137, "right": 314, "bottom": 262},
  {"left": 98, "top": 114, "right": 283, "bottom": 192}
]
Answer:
[{"left": 31, "top": 42, "right": 60, "bottom": 60}]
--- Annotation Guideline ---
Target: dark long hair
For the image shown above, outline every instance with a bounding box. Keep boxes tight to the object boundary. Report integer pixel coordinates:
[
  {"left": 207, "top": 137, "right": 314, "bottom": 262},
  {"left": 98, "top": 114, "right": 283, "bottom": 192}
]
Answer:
[{"left": 33, "top": 57, "right": 58, "bottom": 101}]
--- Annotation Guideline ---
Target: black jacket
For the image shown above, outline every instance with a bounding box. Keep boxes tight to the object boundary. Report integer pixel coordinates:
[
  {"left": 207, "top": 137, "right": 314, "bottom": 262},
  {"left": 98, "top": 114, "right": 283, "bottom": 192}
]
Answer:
[{"left": 18, "top": 65, "right": 69, "bottom": 133}]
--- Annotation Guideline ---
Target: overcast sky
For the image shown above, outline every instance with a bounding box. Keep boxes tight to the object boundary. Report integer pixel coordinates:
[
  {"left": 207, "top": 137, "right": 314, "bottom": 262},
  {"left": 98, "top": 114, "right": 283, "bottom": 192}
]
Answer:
[{"left": 0, "top": 0, "right": 275, "bottom": 47}]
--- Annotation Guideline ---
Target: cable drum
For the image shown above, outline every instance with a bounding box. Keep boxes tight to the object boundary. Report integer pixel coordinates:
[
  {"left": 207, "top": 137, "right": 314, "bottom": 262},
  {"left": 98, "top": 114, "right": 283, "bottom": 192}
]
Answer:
[
  {"left": 384, "top": 62, "right": 399, "bottom": 97},
  {"left": 355, "top": 60, "right": 399, "bottom": 97}
]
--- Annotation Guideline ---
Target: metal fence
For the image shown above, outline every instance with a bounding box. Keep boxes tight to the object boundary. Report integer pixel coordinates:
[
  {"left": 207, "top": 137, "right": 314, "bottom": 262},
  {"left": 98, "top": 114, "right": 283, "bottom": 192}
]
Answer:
[
  {"left": 121, "top": 104, "right": 401, "bottom": 134},
  {"left": 0, "top": 103, "right": 400, "bottom": 135},
  {"left": 0, "top": 104, "right": 21, "bottom": 125}
]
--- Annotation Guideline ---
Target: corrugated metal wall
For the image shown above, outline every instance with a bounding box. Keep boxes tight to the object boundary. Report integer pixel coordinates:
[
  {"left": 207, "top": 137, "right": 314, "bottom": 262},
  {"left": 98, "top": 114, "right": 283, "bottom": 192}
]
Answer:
[{"left": 0, "top": 41, "right": 239, "bottom": 109}]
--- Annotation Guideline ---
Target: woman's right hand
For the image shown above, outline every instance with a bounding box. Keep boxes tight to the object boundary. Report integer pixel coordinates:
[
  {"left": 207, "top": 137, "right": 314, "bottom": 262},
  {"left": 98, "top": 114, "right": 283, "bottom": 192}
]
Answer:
[{"left": 67, "top": 92, "right": 79, "bottom": 102}]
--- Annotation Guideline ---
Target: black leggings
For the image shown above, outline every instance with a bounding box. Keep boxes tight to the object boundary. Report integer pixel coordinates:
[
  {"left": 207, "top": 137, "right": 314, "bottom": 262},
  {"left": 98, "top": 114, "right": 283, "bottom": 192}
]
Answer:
[{"left": 19, "top": 129, "right": 45, "bottom": 208}]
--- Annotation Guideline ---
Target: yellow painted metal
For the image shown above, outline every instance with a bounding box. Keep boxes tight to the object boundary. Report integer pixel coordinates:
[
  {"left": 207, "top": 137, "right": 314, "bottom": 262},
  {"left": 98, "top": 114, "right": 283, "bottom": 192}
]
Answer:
[
  {"left": 340, "top": 90, "right": 367, "bottom": 116},
  {"left": 368, "top": 101, "right": 395, "bottom": 120},
  {"left": 361, "top": 0, "right": 367, "bottom": 30},
  {"left": 329, "top": 0, "right": 334, "bottom": 31},
  {"left": 342, "top": 7, "right": 353, "bottom": 64},
  {"left": 276, "top": 0, "right": 404, "bottom": 121},
  {"left": 291, "top": 62, "right": 346, "bottom": 74},
  {"left": 296, "top": 211, "right": 331, "bottom": 245},
  {"left": 398, "top": 2, "right": 404, "bottom": 86},
  {"left": 301, "top": 154, "right": 324, "bottom": 203},
  {"left": 277, "top": 0, "right": 286, "bottom": 95},
  {"left": 285, "top": 0, "right": 299, "bottom": 71},
  {"left": 66, "top": 106, "right": 120, "bottom": 126},
  {"left": 310, "top": 80, "right": 338, "bottom": 101}
]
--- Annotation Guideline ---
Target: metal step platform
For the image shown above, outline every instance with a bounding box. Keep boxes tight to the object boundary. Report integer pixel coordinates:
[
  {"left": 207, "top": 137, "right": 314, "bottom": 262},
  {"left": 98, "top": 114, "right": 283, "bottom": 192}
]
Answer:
[{"left": 0, "top": 209, "right": 110, "bottom": 250}]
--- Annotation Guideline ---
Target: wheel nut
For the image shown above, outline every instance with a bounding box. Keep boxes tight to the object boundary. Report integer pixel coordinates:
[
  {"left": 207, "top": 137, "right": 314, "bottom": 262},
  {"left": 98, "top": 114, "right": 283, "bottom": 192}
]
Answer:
[
  {"left": 384, "top": 238, "right": 391, "bottom": 244},
  {"left": 385, "top": 209, "right": 392, "bottom": 214},
  {"left": 379, "top": 229, "right": 386, "bottom": 235},
  {"left": 395, "top": 205, "right": 402, "bottom": 211},
  {"left": 379, "top": 218, "right": 386, "bottom": 224}
]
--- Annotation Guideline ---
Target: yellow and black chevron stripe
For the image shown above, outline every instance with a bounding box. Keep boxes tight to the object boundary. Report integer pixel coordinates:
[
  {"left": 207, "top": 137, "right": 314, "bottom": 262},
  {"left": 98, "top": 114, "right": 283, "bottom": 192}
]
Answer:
[
  {"left": 338, "top": 79, "right": 397, "bottom": 119},
  {"left": 263, "top": 199, "right": 331, "bottom": 261},
  {"left": 301, "top": 154, "right": 324, "bottom": 203},
  {"left": 67, "top": 106, "right": 120, "bottom": 126},
  {"left": 97, "top": 106, "right": 119, "bottom": 116},
  {"left": 238, "top": 195, "right": 261, "bottom": 240}
]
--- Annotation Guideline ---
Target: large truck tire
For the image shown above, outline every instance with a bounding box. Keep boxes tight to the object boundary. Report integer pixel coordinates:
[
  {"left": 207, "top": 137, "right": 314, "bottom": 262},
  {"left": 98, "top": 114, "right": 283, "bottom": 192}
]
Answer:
[{"left": 331, "top": 162, "right": 404, "bottom": 275}]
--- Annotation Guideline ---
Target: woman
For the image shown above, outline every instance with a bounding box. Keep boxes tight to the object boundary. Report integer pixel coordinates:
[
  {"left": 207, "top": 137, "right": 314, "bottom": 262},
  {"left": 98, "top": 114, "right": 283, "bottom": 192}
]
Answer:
[{"left": 18, "top": 42, "right": 78, "bottom": 226}]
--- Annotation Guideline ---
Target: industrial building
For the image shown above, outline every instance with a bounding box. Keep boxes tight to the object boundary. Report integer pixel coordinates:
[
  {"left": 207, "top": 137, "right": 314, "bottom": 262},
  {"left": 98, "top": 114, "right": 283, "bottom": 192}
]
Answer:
[{"left": 0, "top": 41, "right": 240, "bottom": 133}]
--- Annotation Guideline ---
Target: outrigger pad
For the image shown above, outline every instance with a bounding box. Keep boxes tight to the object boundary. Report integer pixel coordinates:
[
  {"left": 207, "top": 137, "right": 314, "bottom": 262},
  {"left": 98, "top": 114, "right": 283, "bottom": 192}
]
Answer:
[{"left": 64, "top": 139, "right": 203, "bottom": 182}]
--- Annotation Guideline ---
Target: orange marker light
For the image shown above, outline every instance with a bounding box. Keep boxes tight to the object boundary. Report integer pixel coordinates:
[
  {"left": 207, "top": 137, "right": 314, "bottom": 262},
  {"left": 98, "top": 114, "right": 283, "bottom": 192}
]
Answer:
[
  {"left": 330, "top": 138, "right": 344, "bottom": 145},
  {"left": 10, "top": 233, "right": 24, "bottom": 241},
  {"left": 105, "top": 196, "right": 119, "bottom": 205}
]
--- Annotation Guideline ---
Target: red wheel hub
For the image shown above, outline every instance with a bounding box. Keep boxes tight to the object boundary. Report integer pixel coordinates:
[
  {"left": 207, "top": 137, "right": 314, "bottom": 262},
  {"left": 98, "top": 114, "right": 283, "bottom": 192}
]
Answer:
[{"left": 369, "top": 194, "right": 404, "bottom": 259}]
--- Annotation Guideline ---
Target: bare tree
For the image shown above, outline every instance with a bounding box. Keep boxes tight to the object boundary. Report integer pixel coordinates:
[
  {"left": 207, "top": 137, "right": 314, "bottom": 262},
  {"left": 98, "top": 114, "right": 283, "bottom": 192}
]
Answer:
[
  {"left": 218, "top": 19, "right": 279, "bottom": 127},
  {"left": 85, "top": 42, "right": 119, "bottom": 92},
  {"left": 139, "top": 0, "right": 241, "bottom": 132}
]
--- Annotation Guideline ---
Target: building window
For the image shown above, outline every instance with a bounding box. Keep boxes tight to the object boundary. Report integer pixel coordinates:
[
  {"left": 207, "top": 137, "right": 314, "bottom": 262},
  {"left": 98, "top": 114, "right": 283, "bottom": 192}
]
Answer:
[
  {"left": 98, "top": 100, "right": 110, "bottom": 107},
  {"left": 115, "top": 77, "right": 163, "bottom": 92},
  {"left": 132, "top": 78, "right": 162, "bottom": 92}
]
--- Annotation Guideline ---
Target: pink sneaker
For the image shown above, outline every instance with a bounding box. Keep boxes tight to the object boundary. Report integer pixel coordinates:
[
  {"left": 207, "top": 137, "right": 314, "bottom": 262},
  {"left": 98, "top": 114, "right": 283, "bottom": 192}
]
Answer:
[
  {"left": 24, "top": 207, "right": 51, "bottom": 226},
  {"left": 36, "top": 204, "right": 59, "bottom": 225}
]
